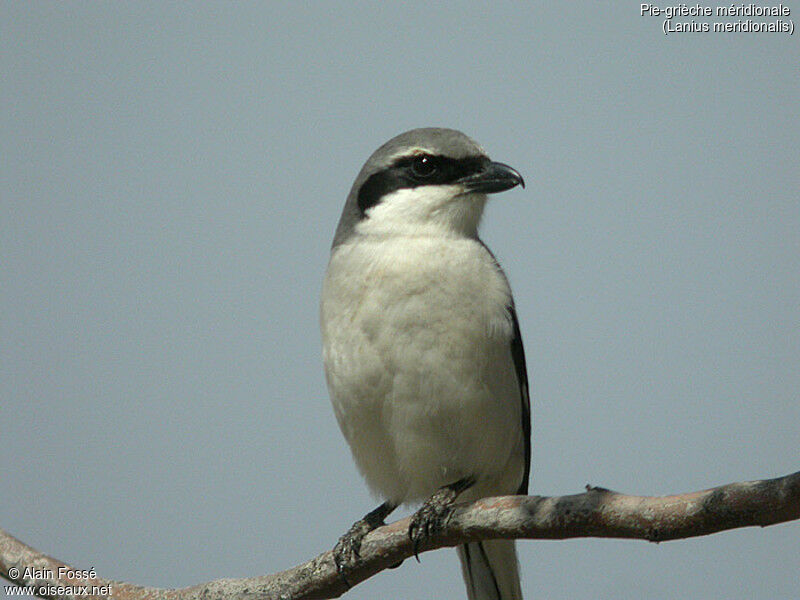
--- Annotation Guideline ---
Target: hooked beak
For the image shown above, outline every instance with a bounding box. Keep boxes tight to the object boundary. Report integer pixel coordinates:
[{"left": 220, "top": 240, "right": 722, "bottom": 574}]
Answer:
[{"left": 459, "top": 161, "right": 525, "bottom": 194}]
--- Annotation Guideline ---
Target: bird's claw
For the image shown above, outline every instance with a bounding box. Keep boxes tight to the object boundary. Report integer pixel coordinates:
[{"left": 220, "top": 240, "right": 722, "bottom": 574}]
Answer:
[
  {"left": 408, "top": 499, "right": 454, "bottom": 562},
  {"left": 332, "top": 501, "right": 396, "bottom": 587},
  {"left": 332, "top": 518, "right": 372, "bottom": 587}
]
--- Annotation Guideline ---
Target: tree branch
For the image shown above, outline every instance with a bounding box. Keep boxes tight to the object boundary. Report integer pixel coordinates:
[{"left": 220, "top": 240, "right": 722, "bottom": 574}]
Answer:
[{"left": 2, "top": 470, "right": 798, "bottom": 600}]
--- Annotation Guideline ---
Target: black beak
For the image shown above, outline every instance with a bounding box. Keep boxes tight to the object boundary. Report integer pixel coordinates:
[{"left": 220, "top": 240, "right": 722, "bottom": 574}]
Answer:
[{"left": 460, "top": 161, "right": 525, "bottom": 194}]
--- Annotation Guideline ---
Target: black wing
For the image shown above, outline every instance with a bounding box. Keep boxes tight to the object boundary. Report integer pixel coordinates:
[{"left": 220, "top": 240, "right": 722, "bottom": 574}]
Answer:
[
  {"left": 508, "top": 302, "right": 531, "bottom": 494},
  {"left": 477, "top": 240, "right": 531, "bottom": 495}
]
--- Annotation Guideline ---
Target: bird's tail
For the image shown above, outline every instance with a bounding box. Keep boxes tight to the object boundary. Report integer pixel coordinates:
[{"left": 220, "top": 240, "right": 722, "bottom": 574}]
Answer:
[{"left": 457, "top": 540, "right": 522, "bottom": 600}]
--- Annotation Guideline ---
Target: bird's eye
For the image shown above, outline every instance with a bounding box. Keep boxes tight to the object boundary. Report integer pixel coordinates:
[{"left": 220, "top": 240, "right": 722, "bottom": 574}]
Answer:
[{"left": 411, "top": 154, "right": 438, "bottom": 178}]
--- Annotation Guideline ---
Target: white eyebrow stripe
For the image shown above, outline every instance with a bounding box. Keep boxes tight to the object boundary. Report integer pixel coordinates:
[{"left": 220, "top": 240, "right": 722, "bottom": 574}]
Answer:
[{"left": 387, "top": 146, "right": 431, "bottom": 161}]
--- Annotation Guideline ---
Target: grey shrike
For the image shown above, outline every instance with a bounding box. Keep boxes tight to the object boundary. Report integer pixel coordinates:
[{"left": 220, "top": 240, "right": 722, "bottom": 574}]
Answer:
[{"left": 320, "top": 128, "right": 530, "bottom": 600}]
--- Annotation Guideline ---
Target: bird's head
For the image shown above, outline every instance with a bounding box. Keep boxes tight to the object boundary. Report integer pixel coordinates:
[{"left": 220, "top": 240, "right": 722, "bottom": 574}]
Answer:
[{"left": 333, "top": 128, "right": 524, "bottom": 245}]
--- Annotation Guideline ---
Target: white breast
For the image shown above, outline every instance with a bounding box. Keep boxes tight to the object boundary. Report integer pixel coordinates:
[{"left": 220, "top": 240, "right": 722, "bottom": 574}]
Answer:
[{"left": 321, "top": 234, "right": 526, "bottom": 504}]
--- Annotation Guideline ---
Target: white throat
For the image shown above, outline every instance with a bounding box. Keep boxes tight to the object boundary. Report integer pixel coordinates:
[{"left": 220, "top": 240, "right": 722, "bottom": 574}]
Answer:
[{"left": 355, "top": 186, "right": 487, "bottom": 239}]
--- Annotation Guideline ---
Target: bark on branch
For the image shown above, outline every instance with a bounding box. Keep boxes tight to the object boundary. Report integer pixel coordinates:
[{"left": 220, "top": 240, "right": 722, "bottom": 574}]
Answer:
[{"left": 2, "top": 470, "right": 798, "bottom": 600}]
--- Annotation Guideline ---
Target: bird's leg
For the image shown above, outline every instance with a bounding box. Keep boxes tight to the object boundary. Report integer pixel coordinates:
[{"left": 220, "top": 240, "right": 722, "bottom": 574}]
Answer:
[
  {"left": 409, "top": 476, "right": 475, "bottom": 561},
  {"left": 333, "top": 500, "right": 397, "bottom": 587}
]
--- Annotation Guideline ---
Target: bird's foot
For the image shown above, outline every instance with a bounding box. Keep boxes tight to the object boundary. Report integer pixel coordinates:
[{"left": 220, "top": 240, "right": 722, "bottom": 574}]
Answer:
[
  {"left": 408, "top": 496, "right": 453, "bottom": 561},
  {"left": 332, "top": 520, "right": 371, "bottom": 586},
  {"left": 332, "top": 501, "right": 395, "bottom": 587},
  {"left": 408, "top": 476, "right": 475, "bottom": 561}
]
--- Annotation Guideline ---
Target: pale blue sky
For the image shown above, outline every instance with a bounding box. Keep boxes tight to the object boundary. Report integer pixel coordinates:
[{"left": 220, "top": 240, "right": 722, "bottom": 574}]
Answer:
[{"left": 2, "top": 3, "right": 798, "bottom": 599}]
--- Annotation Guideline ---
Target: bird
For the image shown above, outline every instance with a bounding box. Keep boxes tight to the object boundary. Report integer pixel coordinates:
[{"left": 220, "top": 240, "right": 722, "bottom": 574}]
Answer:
[{"left": 320, "top": 127, "right": 530, "bottom": 600}]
